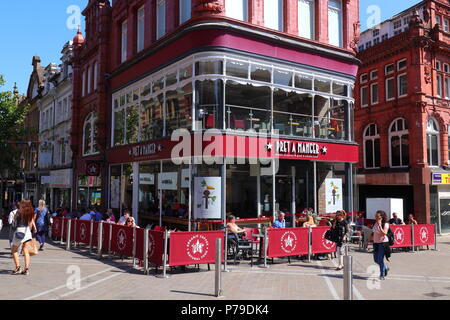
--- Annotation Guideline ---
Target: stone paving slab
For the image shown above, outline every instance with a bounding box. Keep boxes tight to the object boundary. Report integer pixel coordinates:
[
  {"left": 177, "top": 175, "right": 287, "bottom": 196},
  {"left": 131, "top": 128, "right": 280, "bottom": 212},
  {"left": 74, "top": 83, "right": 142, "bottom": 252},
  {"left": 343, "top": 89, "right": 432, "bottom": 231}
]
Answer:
[{"left": 1, "top": 226, "right": 449, "bottom": 300}]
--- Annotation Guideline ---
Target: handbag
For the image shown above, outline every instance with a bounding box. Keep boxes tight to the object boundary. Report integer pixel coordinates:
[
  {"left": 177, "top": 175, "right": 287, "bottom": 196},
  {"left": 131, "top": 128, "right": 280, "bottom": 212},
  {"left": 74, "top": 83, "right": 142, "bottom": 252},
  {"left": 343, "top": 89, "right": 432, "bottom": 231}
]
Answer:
[
  {"left": 28, "top": 238, "right": 39, "bottom": 256},
  {"left": 14, "top": 226, "right": 27, "bottom": 240}
]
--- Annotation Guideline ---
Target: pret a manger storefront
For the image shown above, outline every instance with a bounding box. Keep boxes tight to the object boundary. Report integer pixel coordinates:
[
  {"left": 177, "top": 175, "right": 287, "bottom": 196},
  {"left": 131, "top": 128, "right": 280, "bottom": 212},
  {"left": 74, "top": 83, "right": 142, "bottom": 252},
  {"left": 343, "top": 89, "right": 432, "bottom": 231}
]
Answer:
[{"left": 105, "top": 51, "right": 358, "bottom": 229}]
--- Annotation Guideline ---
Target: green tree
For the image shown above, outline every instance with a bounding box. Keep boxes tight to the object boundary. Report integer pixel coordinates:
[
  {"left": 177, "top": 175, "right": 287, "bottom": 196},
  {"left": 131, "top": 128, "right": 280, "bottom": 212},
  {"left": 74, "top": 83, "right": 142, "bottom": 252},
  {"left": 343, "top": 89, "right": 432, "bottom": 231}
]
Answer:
[{"left": 0, "top": 75, "right": 29, "bottom": 212}]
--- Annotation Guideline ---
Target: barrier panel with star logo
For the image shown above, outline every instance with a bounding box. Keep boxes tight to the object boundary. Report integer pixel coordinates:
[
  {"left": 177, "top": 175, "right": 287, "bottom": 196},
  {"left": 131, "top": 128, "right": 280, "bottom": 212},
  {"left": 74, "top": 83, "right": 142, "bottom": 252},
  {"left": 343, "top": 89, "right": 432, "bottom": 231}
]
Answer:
[
  {"left": 413, "top": 224, "right": 435, "bottom": 247},
  {"left": 75, "top": 220, "right": 91, "bottom": 244},
  {"left": 52, "top": 217, "right": 62, "bottom": 238},
  {"left": 266, "top": 228, "right": 309, "bottom": 258},
  {"left": 311, "top": 226, "right": 336, "bottom": 254},
  {"left": 169, "top": 231, "right": 225, "bottom": 267},
  {"left": 135, "top": 228, "right": 164, "bottom": 266},
  {"left": 110, "top": 224, "right": 134, "bottom": 257},
  {"left": 390, "top": 224, "right": 412, "bottom": 248},
  {"left": 91, "top": 221, "right": 111, "bottom": 252}
]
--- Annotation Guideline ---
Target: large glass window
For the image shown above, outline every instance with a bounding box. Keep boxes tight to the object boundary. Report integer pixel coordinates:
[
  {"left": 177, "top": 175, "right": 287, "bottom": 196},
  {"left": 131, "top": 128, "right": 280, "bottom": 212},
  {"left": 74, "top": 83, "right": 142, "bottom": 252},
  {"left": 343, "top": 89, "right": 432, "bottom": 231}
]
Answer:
[
  {"left": 273, "top": 90, "right": 312, "bottom": 137},
  {"left": 226, "top": 0, "right": 248, "bottom": 21},
  {"left": 427, "top": 118, "right": 440, "bottom": 167},
  {"left": 179, "top": 0, "right": 191, "bottom": 24},
  {"left": 364, "top": 123, "right": 380, "bottom": 168},
  {"left": 226, "top": 60, "right": 249, "bottom": 79},
  {"left": 328, "top": 0, "right": 342, "bottom": 47},
  {"left": 157, "top": 0, "right": 166, "bottom": 40},
  {"left": 389, "top": 118, "right": 409, "bottom": 167},
  {"left": 138, "top": 163, "right": 160, "bottom": 219},
  {"left": 137, "top": 6, "right": 145, "bottom": 52},
  {"left": 264, "top": 0, "right": 283, "bottom": 31},
  {"left": 166, "top": 83, "right": 193, "bottom": 135},
  {"left": 83, "top": 112, "right": 99, "bottom": 155},
  {"left": 298, "top": 0, "right": 315, "bottom": 39},
  {"left": 195, "top": 79, "right": 224, "bottom": 129}
]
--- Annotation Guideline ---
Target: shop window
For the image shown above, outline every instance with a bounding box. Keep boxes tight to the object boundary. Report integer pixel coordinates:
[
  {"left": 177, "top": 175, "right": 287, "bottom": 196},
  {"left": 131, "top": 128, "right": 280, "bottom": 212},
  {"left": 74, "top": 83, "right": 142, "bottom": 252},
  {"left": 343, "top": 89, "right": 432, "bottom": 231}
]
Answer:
[
  {"left": 166, "top": 71, "right": 177, "bottom": 87},
  {"left": 165, "top": 83, "right": 193, "bottom": 136},
  {"left": 294, "top": 74, "right": 313, "bottom": 90},
  {"left": 114, "top": 109, "right": 125, "bottom": 146},
  {"left": 314, "top": 78, "right": 331, "bottom": 93},
  {"left": 179, "top": 65, "right": 193, "bottom": 82},
  {"left": 364, "top": 123, "right": 380, "bottom": 168},
  {"left": 313, "top": 96, "right": 332, "bottom": 139},
  {"left": 226, "top": 60, "right": 249, "bottom": 79},
  {"left": 250, "top": 64, "right": 271, "bottom": 83},
  {"left": 389, "top": 118, "right": 409, "bottom": 167},
  {"left": 333, "top": 82, "right": 347, "bottom": 96},
  {"left": 195, "top": 60, "right": 223, "bottom": 76},
  {"left": 273, "top": 90, "right": 312, "bottom": 136},
  {"left": 274, "top": 69, "right": 293, "bottom": 87},
  {"left": 226, "top": 0, "right": 248, "bottom": 21},
  {"left": 139, "top": 163, "right": 161, "bottom": 218},
  {"left": 140, "top": 96, "right": 164, "bottom": 141},
  {"left": 153, "top": 77, "right": 165, "bottom": 93},
  {"left": 83, "top": 112, "right": 99, "bottom": 156},
  {"left": 426, "top": 118, "right": 440, "bottom": 167},
  {"left": 225, "top": 81, "right": 271, "bottom": 131},
  {"left": 126, "top": 104, "right": 139, "bottom": 144},
  {"left": 195, "top": 79, "right": 224, "bottom": 129}
]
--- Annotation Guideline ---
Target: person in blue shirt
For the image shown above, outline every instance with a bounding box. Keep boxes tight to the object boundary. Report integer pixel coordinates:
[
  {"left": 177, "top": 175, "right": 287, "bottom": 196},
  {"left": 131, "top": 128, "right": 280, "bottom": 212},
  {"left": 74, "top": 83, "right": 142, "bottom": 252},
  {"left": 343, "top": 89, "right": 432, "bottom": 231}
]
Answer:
[
  {"left": 273, "top": 212, "right": 286, "bottom": 228},
  {"left": 34, "top": 200, "right": 49, "bottom": 251},
  {"left": 91, "top": 206, "right": 102, "bottom": 222}
]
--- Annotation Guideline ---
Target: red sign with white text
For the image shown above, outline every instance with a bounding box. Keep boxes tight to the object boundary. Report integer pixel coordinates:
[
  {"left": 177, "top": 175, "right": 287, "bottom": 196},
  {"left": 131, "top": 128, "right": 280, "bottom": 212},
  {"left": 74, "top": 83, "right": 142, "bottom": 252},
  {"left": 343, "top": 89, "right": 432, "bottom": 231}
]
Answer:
[
  {"left": 413, "top": 224, "right": 435, "bottom": 246},
  {"left": 311, "top": 226, "right": 336, "bottom": 254},
  {"left": 110, "top": 224, "right": 134, "bottom": 257},
  {"left": 390, "top": 225, "right": 412, "bottom": 248},
  {"left": 169, "top": 231, "right": 224, "bottom": 267},
  {"left": 135, "top": 229, "right": 164, "bottom": 266},
  {"left": 267, "top": 228, "right": 309, "bottom": 258},
  {"left": 75, "top": 220, "right": 92, "bottom": 245}
]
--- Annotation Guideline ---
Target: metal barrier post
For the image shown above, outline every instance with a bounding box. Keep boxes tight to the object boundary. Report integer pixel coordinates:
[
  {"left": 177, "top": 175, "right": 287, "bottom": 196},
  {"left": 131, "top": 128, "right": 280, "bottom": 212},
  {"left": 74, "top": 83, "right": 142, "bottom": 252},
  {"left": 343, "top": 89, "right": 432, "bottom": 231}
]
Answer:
[
  {"left": 308, "top": 227, "right": 312, "bottom": 263},
  {"left": 411, "top": 224, "right": 415, "bottom": 253},
  {"left": 215, "top": 238, "right": 223, "bottom": 297},
  {"left": 434, "top": 224, "right": 438, "bottom": 251},
  {"left": 223, "top": 228, "right": 230, "bottom": 272},
  {"left": 97, "top": 222, "right": 103, "bottom": 258},
  {"left": 89, "top": 220, "right": 93, "bottom": 253},
  {"left": 262, "top": 227, "right": 268, "bottom": 268},
  {"left": 144, "top": 227, "right": 149, "bottom": 275},
  {"left": 73, "top": 219, "right": 77, "bottom": 248},
  {"left": 157, "top": 230, "right": 170, "bottom": 278},
  {"left": 343, "top": 255, "right": 353, "bottom": 300},
  {"left": 60, "top": 218, "right": 65, "bottom": 245},
  {"left": 65, "top": 219, "right": 72, "bottom": 251},
  {"left": 108, "top": 223, "right": 112, "bottom": 259},
  {"left": 132, "top": 226, "right": 137, "bottom": 268}
]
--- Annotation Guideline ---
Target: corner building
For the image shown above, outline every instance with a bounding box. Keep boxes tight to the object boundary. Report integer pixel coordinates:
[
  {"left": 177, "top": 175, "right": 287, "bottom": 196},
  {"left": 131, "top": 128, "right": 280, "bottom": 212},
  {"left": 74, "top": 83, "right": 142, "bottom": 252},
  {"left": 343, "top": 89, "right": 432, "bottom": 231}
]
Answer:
[{"left": 72, "top": 0, "right": 360, "bottom": 227}]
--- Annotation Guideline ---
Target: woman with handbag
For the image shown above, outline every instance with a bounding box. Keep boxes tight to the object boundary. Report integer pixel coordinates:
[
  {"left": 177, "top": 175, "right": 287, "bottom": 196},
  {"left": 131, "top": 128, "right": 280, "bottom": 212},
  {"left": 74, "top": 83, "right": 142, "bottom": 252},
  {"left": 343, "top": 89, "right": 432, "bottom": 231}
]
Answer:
[
  {"left": 11, "top": 199, "right": 36, "bottom": 275},
  {"left": 332, "top": 210, "right": 349, "bottom": 271}
]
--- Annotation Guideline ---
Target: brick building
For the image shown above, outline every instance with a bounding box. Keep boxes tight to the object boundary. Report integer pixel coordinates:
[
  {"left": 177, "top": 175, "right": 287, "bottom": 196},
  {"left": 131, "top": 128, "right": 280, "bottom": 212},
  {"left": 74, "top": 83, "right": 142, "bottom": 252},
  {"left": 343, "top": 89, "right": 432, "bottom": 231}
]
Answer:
[
  {"left": 72, "top": 0, "right": 360, "bottom": 227},
  {"left": 354, "top": 0, "right": 450, "bottom": 233}
]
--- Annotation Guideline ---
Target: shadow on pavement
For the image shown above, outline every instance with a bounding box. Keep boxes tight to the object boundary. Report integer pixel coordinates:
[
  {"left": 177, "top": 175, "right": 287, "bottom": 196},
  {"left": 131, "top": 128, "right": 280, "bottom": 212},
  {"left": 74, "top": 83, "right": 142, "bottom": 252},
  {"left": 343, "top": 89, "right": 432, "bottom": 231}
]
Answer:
[{"left": 170, "top": 290, "right": 216, "bottom": 297}]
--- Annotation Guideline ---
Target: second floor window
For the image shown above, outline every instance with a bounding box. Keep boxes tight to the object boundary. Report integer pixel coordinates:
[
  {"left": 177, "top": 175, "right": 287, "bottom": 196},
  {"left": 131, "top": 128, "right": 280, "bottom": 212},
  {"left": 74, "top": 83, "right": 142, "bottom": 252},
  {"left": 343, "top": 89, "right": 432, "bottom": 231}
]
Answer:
[
  {"left": 398, "top": 73, "right": 407, "bottom": 97},
  {"left": 180, "top": 0, "right": 192, "bottom": 24},
  {"left": 360, "top": 86, "right": 368, "bottom": 107},
  {"left": 427, "top": 118, "right": 440, "bottom": 167},
  {"left": 121, "top": 20, "right": 128, "bottom": 63},
  {"left": 364, "top": 123, "right": 380, "bottom": 168},
  {"left": 157, "top": 0, "right": 166, "bottom": 40},
  {"left": 371, "top": 83, "right": 378, "bottom": 104},
  {"left": 298, "top": 0, "right": 315, "bottom": 40},
  {"left": 386, "top": 77, "right": 395, "bottom": 100},
  {"left": 137, "top": 6, "right": 145, "bottom": 52},
  {"left": 226, "top": 0, "right": 248, "bottom": 21},
  {"left": 328, "top": 0, "right": 342, "bottom": 47},
  {"left": 389, "top": 118, "right": 409, "bottom": 167},
  {"left": 264, "top": 0, "right": 283, "bottom": 31}
]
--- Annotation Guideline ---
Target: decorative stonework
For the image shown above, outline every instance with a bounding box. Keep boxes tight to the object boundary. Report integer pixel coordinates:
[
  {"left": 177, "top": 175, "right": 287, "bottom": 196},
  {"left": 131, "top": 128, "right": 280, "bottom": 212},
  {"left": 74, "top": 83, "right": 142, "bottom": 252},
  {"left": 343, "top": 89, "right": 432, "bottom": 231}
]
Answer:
[
  {"left": 349, "top": 21, "right": 361, "bottom": 53},
  {"left": 424, "top": 62, "right": 432, "bottom": 84},
  {"left": 193, "top": 0, "right": 224, "bottom": 14}
]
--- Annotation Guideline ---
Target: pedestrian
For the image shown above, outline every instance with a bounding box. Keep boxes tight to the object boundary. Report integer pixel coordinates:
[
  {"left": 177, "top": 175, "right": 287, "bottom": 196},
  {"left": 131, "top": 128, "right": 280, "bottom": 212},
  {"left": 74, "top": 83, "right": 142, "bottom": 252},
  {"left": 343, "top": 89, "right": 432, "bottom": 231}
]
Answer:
[
  {"left": 8, "top": 202, "right": 20, "bottom": 247},
  {"left": 372, "top": 210, "right": 390, "bottom": 280},
  {"left": 389, "top": 212, "right": 405, "bottom": 225},
  {"left": 406, "top": 214, "right": 418, "bottom": 225},
  {"left": 331, "top": 210, "right": 349, "bottom": 271},
  {"left": 34, "top": 200, "right": 50, "bottom": 251},
  {"left": 11, "top": 199, "right": 37, "bottom": 275}
]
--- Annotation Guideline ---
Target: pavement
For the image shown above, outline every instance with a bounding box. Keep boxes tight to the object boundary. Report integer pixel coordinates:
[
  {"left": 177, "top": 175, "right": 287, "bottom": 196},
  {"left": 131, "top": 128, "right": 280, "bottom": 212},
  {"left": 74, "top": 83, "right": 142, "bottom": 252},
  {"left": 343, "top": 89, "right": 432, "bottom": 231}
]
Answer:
[{"left": 1, "top": 226, "right": 450, "bottom": 300}]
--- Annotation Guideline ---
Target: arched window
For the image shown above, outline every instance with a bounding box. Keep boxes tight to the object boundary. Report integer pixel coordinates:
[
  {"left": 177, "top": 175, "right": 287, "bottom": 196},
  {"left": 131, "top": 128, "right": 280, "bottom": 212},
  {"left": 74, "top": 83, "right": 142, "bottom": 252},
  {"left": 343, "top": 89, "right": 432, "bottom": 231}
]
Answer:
[
  {"left": 426, "top": 118, "right": 440, "bottom": 166},
  {"left": 83, "top": 112, "right": 99, "bottom": 156},
  {"left": 364, "top": 123, "right": 380, "bottom": 168},
  {"left": 389, "top": 118, "right": 409, "bottom": 167}
]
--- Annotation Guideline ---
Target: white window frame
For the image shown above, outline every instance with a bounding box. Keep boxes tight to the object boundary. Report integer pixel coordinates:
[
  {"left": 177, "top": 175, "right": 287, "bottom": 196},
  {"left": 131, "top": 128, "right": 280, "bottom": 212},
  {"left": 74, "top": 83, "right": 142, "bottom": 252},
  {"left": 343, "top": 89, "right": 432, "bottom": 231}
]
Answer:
[
  {"left": 397, "top": 73, "right": 407, "bottom": 98},
  {"left": 137, "top": 5, "right": 145, "bottom": 52},
  {"left": 180, "top": 0, "right": 192, "bottom": 24},
  {"left": 370, "top": 70, "right": 378, "bottom": 80},
  {"left": 436, "top": 60, "right": 441, "bottom": 71},
  {"left": 397, "top": 58, "right": 407, "bottom": 71},
  {"left": 298, "top": 0, "right": 315, "bottom": 40},
  {"left": 360, "top": 86, "right": 369, "bottom": 107},
  {"left": 226, "top": 0, "right": 248, "bottom": 22},
  {"left": 444, "top": 18, "right": 449, "bottom": 32},
  {"left": 157, "top": 0, "right": 166, "bottom": 40},
  {"left": 386, "top": 77, "right": 395, "bottom": 101},
  {"left": 385, "top": 63, "right": 394, "bottom": 75},
  {"left": 389, "top": 118, "right": 409, "bottom": 168},
  {"left": 371, "top": 83, "right": 379, "bottom": 105},
  {"left": 437, "top": 74, "right": 442, "bottom": 97},
  {"left": 328, "top": 0, "right": 343, "bottom": 47},
  {"left": 121, "top": 20, "right": 128, "bottom": 63},
  {"left": 360, "top": 73, "right": 368, "bottom": 84},
  {"left": 264, "top": 0, "right": 284, "bottom": 31},
  {"left": 426, "top": 117, "right": 440, "bottom": 167},
  {"left": 363, "top": 124, "right": 380, "bottom": 169},
  {"left": 444, "top": 63, "right": 449, "bottom": 73}
]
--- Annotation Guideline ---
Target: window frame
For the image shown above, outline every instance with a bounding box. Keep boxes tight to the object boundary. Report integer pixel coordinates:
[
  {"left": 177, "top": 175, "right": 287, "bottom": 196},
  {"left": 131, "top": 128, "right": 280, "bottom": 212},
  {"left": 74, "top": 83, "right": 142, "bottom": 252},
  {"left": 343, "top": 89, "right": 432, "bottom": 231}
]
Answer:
[
  {"left": 389, "top": 118, "right": 409, "bottom": 168},
  {"left": 386, "top": 77, "right": 395, "bottom": 101},
  {"left": 397, "top": 73, "right": 408, "bottom": 98},
  {"left": 426, "top": 117, "right": 440, "bottom": 167},
  {"left": 121, "top": 20, "right": 128, "bottom": 63},
  {"left": 137, "top": 5, "right": 145, "bottom": 53},
  {"left": 370, "top": 82, "right": 379, "bottom": 105},
  {"left": 360, "top": 85, "right": 369, "bottom": 107},
  {"left": 156, "top": 0, "right": 166, "bottom": 40},
  {"left": 363, "top": 123, "right": 381, "bottom": 169}
]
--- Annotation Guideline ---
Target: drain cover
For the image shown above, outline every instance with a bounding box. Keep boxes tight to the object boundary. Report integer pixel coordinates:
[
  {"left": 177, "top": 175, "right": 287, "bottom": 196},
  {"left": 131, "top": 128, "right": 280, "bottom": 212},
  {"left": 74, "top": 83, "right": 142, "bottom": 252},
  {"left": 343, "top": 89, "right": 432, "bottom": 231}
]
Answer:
[{"left": 424, "top": 292, "right": 446, "bottom": 298}]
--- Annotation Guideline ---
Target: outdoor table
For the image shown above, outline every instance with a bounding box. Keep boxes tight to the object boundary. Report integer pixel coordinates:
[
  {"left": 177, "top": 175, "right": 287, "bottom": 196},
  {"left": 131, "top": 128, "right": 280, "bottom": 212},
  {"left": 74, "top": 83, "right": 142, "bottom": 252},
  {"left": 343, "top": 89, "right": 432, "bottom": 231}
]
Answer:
[{"left": 252, "top": 233, "right": 265, "bottom": 260}]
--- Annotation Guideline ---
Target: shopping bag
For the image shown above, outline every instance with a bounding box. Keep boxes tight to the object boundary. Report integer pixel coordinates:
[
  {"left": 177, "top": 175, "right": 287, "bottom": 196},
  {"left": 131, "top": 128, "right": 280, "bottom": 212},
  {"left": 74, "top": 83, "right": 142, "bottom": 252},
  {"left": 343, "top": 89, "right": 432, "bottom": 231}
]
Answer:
[{"left": 28, "top": 239, "right": 39, "bottom": 256}]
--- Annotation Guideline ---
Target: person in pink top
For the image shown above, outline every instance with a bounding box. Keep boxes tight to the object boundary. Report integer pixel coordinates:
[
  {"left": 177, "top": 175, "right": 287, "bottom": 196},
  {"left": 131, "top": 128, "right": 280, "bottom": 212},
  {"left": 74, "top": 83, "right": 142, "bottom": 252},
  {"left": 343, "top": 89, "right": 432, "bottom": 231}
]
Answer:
[
  {"left": 106, "top": 209, "right": 116, "bottom": 223},
  {"left": 372, "top": 210, "right": 390, "bottom": 280}
]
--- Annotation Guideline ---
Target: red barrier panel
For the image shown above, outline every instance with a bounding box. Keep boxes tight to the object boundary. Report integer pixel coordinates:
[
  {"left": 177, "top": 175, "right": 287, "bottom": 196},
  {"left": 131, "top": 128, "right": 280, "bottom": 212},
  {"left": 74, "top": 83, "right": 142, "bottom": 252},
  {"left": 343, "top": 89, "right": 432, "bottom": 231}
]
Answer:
[
  {"left": 75, "top": 220, "right": 91, "bottom": 245},
  {"left": 61, "top": 218, "right": 68, "bottom": 241},
  {"left": 169, "top": 231, "right": 224, "bottom": 267},
  {"left": 267, "top": 228, "right": 309, "bottom": 258},
  {"left": 92, "top": 222, "right": 111, "bottom": 251},
  {"left": 70, "top": 219, "right": 76, "bottom": 242},
  {"left": 413, "top": 224, "right": 435, "bottom": 246},
  {"left": 390, "top": 225, "right": 412, "bottom": 248},
  {"left": 91, "top": 221, "right": 99, "bottom": 247},
  {"left": 110, "top": 224, "right": 134, "bottom": 257},
  {"left": 311, "top": 226, "right": 336, "bottom": 254},
  {"left": 135, "top": 229, "right": 164, "bottom": 266},
  {"left": 52, "top": 217, "right": 62, "bottom": 238}
]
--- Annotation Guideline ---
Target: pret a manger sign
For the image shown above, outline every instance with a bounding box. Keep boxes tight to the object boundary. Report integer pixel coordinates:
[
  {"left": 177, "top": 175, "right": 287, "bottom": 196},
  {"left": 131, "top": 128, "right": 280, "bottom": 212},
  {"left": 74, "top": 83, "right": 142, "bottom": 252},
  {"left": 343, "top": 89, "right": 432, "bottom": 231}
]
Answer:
[{"left": 272, "top": 140, "right": 325, "bottom": 158}]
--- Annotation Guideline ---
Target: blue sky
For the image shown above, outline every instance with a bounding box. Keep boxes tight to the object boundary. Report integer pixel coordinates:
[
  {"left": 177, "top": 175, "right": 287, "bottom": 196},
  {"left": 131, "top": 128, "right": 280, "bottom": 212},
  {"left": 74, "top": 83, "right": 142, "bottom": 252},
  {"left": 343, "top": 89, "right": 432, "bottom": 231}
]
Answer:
[{"left": 0, "top": 0, "right": 420, "bottom": 95}]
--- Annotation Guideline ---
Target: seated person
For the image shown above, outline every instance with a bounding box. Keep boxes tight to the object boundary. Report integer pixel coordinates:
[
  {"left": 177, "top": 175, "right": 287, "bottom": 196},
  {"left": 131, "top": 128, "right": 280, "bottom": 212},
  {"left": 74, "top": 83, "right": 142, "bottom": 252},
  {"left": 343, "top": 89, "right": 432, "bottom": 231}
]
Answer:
[
  {"left": 273, "top": 212, "right": 286, "bottom": 228},
  {"left": 389, "top": 212, "right": 405, "bottom": 225},
  {"left": 406, "top": 214, "right": 418, "bottom": 225},
  {"left": 226, "top": 215, "right": 246, "bottom": 237},
  {"left": 125, "top": 216, "right": 137, "bottom": 228},
  {"left": 118, "top": 210, "right": 131, "bottom": 225},
  {"left": 302, "top": 213, "right": 317, "bottom": 228},
  {"left": 79, "top": 211, "right": 92, "bottom": 221}
]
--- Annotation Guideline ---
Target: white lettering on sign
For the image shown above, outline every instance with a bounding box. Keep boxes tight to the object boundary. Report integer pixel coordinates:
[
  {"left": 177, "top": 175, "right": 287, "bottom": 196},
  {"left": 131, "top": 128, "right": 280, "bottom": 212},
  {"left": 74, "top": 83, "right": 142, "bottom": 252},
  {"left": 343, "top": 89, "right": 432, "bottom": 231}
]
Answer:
[
  {"left": 275, "top": 141, "right": 320, "bottom": 156},
  {"left": 129, "top": 143, "right": 163, "bottom": 157}
]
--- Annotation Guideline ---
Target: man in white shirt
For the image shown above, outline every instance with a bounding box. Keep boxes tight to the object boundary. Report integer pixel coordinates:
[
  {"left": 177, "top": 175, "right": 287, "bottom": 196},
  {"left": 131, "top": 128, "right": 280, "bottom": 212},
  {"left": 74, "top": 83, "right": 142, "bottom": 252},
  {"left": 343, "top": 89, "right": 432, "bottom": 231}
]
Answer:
[{"left": 117, "top": 210, "right": 130, "bottom": 225}]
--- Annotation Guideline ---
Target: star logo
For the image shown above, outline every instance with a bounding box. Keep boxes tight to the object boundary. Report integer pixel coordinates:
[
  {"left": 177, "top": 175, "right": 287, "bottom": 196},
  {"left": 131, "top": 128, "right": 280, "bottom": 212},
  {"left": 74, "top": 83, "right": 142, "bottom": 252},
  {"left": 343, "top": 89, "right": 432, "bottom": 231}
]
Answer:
[
  {"left": 117, "top": 229, "right": 127, "bottom": 251},
  {"left": 80, "top": 224, "right": 87, "bottom": 241},
  {"left": 157, "top": 144, "right": 164, "bottom": 152},
  {"left": 148, "top": 232, "right": 156, "bottom": 258},
  {"left": 420, "top": 227, "right": 428, "bottom": 243},
  {"left": 322, "top": 230, "right": 336, "bottom": 250},
  {"left": 280, "top": 231, "right": 297, "bottom": 254},
  {"left": 320, "top": 146, "right": 328, "bottom": 155},
  {"left": 266, "top": 143, "right": 272, "bottom": 151},
  {"left": 394, "top": 228, "right": 404, "bottom": 245},
  {"left": 186, "top": 235, "right": 209, "bottom": 261}
]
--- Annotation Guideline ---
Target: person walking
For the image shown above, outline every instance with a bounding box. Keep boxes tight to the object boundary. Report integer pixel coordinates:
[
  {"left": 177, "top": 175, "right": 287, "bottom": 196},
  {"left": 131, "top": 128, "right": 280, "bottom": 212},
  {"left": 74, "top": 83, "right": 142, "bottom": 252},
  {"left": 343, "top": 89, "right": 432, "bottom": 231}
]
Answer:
[
  {"left": 11, "top": 199, "right": 36, "bottom": 275},
  {"left": 372, "top": 210, "right": 390, "bottom": 280},
  {"left": 332, "top": 210, "right": 349, "bottom": 271},
  {"left": 34, "top": 200, "right": 50, "bottom": 251},
  {"left": 8, "top": 202, "right": 20, "bottom": 248}
]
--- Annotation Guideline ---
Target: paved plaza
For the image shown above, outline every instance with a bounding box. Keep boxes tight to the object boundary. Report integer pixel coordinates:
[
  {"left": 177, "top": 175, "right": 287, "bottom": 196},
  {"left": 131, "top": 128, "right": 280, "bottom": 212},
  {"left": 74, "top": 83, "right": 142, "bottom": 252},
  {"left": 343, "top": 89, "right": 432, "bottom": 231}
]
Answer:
[{"left": 1, "top": 227, "right": 450, "bottom": 300}]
